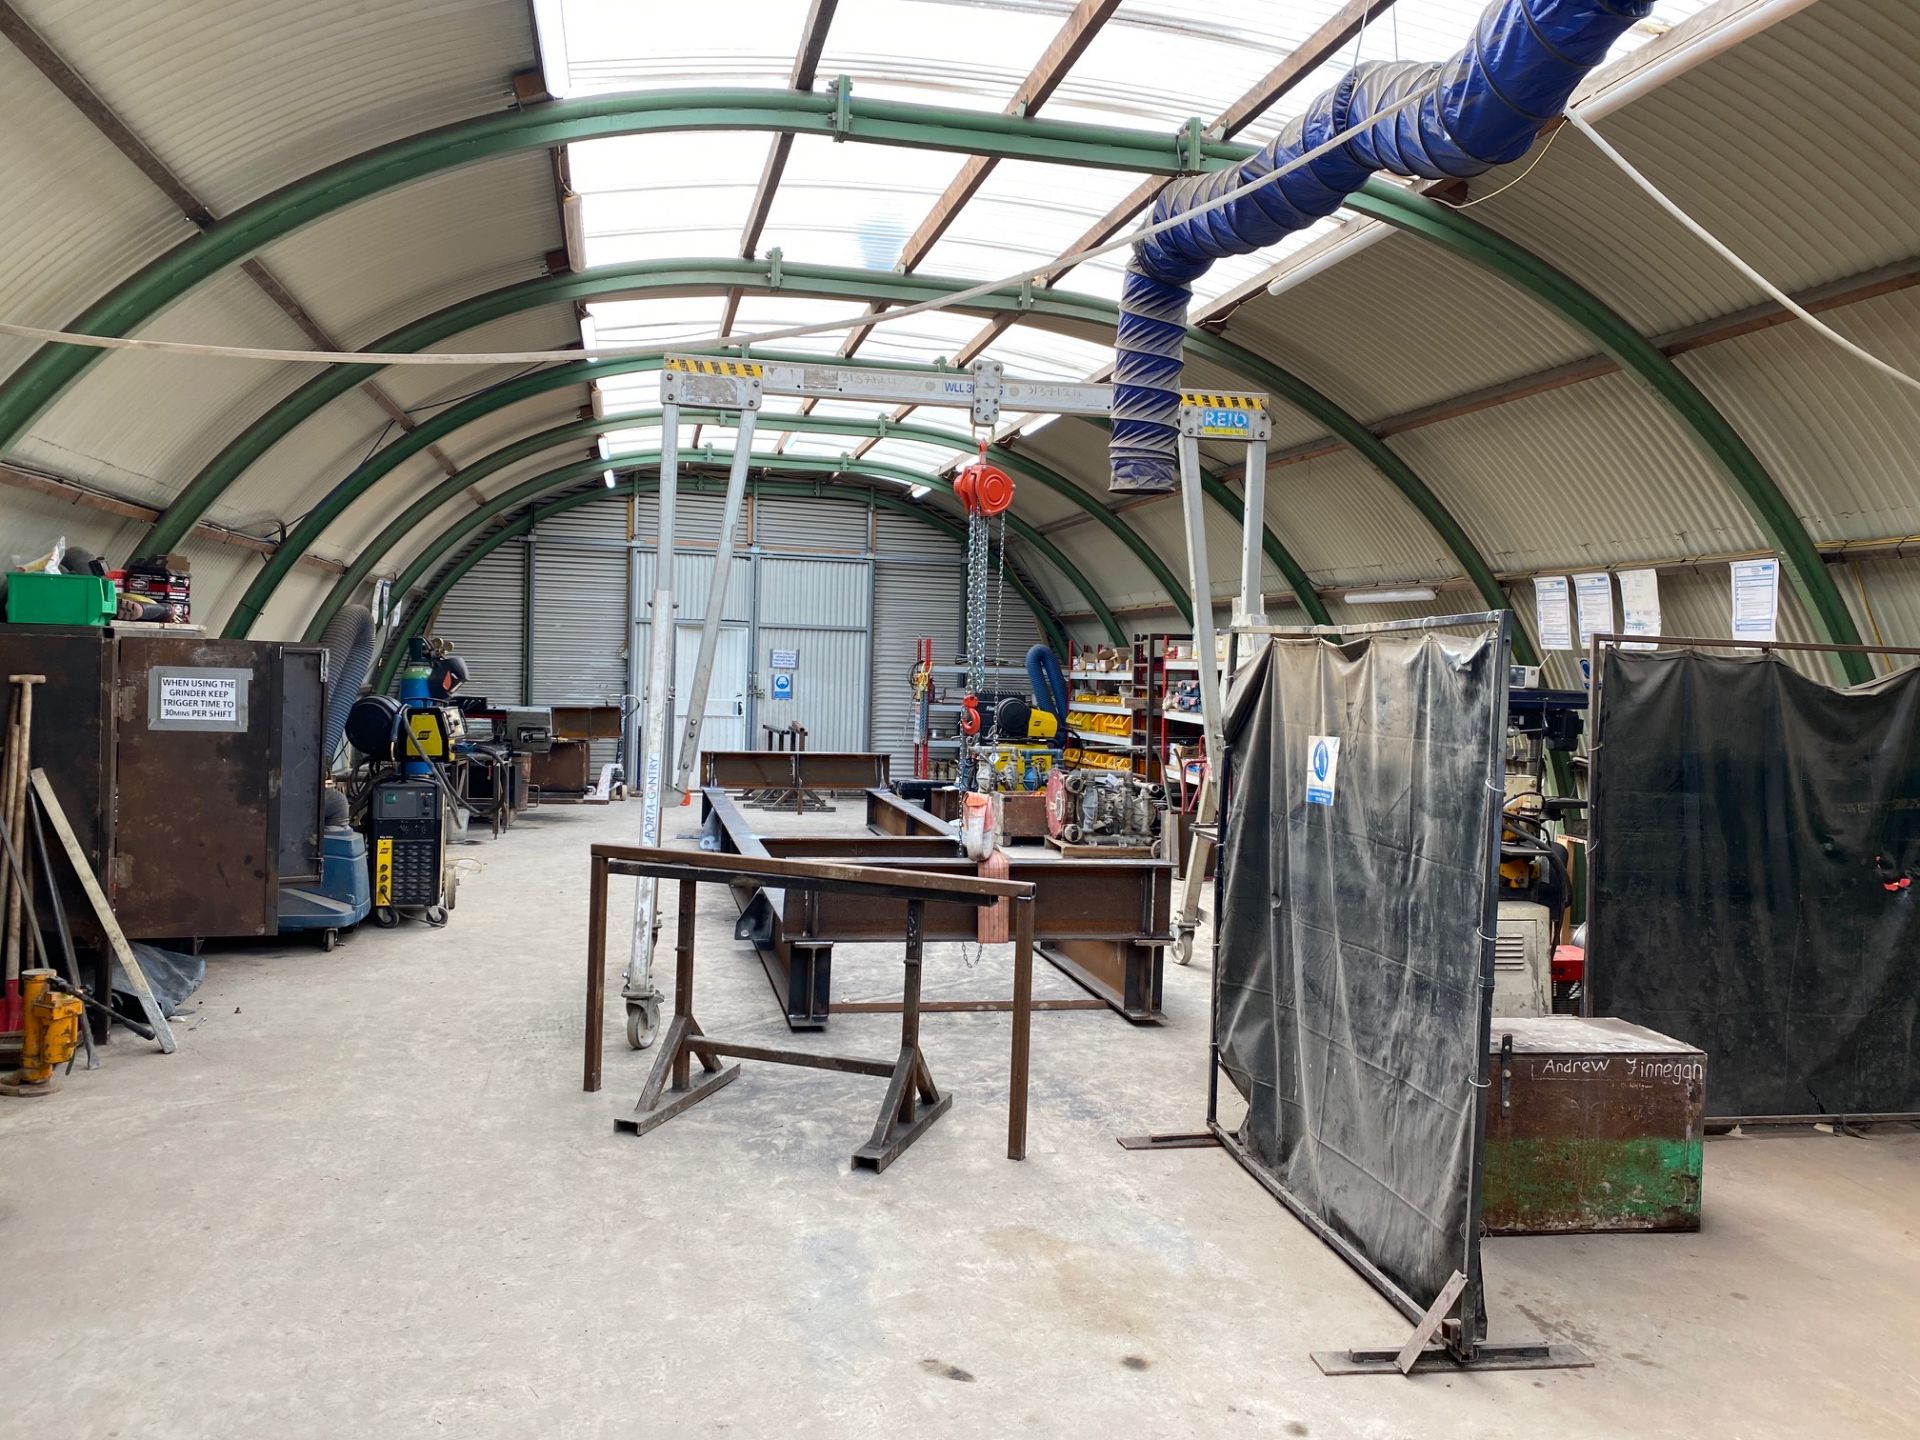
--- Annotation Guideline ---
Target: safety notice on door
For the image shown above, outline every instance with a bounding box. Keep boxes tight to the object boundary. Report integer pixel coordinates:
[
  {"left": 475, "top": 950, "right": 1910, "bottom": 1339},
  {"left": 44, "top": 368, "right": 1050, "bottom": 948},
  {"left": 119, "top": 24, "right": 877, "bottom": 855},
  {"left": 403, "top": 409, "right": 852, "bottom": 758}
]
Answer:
[
  {"left": 148, "top": 666, "right": 251, "bottom": 732},
  {"left": 1304, "top": 735, "right": 1340, "bottom": 807}
]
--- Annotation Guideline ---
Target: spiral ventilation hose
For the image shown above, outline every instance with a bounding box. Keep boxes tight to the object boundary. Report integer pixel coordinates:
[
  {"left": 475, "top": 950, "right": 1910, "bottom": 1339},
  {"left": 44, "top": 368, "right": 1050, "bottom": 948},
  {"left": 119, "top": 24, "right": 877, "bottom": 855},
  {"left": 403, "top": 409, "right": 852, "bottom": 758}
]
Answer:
[
  {"left": 317, "top": 603, "right": 376, "bottom": 765},
  {"left": 1111, "top": 0, "right": 1651, "bottom": 492}
]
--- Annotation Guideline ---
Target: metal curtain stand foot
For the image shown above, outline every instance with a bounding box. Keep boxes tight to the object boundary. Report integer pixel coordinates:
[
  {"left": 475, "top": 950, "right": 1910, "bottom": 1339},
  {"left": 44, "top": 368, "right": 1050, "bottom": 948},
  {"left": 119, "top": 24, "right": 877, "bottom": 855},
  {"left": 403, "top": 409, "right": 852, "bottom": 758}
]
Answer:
[{"left": 584, "top": 843, "right": 1035, "bottom": 1173}]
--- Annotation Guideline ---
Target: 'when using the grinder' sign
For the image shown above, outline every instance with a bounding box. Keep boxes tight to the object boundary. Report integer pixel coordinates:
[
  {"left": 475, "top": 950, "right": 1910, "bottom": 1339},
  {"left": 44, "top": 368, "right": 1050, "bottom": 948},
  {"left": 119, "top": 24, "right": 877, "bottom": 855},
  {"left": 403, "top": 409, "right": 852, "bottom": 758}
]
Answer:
[{"left": 148, "top": 666, "right": 252, "bottom": 732}]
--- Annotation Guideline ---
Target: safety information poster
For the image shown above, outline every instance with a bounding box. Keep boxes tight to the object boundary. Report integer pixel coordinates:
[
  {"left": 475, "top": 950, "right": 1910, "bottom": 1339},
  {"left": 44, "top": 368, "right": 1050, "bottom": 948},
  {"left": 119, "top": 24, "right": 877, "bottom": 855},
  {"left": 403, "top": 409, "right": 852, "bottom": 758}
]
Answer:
[
  {"left": 1304, "top": 735, "right": 1340, "bottom": 807},
  {"left": 1619, "top": 568, "right": 1662, "bottom": 648},
  {"left": 1573, "top": 572, "right": 1615, "bottom": 648},
  {"left": 147, "top": 666, "right": 251, "bottom": 732},
  {"left": 1731, "top": 558, "right": 1780, "bottom": 641},
  {"left": 1533, "top": 576, "right": 1573, "bottom": 650}
]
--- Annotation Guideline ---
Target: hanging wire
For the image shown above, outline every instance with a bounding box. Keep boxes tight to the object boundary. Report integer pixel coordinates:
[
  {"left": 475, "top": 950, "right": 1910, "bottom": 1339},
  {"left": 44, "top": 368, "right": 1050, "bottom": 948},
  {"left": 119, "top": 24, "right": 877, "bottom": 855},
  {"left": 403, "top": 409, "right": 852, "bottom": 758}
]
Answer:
[{"left": 1564, "top": 108, "right": 1920, "bottom": 396}]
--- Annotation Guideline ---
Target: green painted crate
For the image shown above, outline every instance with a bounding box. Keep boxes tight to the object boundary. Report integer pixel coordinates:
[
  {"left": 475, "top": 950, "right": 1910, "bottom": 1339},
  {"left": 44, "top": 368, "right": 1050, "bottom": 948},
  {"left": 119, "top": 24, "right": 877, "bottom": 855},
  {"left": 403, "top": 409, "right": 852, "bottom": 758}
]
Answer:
[
  {"left": 5, "top": 571, "right": 116, "bottom": 626},
  {"left": 1482, "top": 1017, "right": 1705, "bottom": 1234}
]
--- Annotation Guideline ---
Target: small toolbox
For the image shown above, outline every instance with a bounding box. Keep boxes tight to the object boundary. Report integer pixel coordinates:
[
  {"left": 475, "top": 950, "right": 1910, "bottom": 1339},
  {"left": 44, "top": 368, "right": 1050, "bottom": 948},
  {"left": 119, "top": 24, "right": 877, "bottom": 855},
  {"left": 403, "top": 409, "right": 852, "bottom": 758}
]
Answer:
[{"left": 1482, "top": 1016, "right": 1705, "bottom": 1235}]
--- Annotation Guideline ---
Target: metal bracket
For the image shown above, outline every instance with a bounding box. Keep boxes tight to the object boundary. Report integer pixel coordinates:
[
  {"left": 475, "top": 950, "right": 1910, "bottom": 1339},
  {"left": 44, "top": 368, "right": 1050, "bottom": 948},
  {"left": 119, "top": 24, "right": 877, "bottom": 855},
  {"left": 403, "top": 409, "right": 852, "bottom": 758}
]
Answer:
[
  {"left": 766, "top": 245, "right": 783, "bottom": 290},
  {"left": 968, "top": 358, "right": 1004, "bottom": 427},
  {"left": 831, "top": 75, "right": 852, "bottom": 140},
  {"left": 1016, "top": 277, "right": 1034, "bottom": 312},
  {"left": 1180, "top": 115, "right": 1205, "bottom": 172}
]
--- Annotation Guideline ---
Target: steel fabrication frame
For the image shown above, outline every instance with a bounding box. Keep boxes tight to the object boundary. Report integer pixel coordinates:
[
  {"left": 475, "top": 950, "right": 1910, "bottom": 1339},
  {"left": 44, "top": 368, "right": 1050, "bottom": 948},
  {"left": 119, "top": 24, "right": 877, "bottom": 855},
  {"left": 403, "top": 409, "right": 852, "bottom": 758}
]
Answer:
[
  {"left": 614, "top": 356, "right": 1264, "bottom": 1052},
  {"left": 702, "top": 787, "right": 1166, "bottom": 1028},
  {"left": 580, "top": 840, "right": 1036, "bottom": 1171}
]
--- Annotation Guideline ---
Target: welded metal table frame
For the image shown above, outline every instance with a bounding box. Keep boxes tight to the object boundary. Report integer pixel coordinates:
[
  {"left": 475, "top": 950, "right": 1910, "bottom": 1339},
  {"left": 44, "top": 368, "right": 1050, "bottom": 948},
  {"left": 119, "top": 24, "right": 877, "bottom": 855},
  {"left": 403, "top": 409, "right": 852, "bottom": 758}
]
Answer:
[
  {"left": 700, "top": 749, "right": 892, "bottom": 815},
  {"left": 583, "top": 842, "right": 1036, "bottom": 1171},
  {"left": 701, "top": 786, "right": 1167, "bottom": 1029}
]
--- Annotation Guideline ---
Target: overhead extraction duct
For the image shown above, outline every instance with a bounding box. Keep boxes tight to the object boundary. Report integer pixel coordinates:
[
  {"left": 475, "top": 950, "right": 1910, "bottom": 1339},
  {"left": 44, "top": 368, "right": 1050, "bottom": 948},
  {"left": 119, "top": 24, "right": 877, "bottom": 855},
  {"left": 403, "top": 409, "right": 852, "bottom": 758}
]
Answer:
[{"left": 1110, "top": 0, "right": 1651, "bottom": 492}]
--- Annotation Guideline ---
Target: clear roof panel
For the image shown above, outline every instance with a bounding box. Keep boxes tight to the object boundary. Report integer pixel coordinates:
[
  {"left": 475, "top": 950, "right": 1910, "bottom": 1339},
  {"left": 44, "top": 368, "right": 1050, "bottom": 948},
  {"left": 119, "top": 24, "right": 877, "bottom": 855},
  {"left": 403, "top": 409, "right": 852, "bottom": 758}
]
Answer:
[
  {"left": 537, "top": 0, "right": 1730, "bottom": 440},
  {"left": 757, "top": 137, "right": 965, "bottom": 271}
]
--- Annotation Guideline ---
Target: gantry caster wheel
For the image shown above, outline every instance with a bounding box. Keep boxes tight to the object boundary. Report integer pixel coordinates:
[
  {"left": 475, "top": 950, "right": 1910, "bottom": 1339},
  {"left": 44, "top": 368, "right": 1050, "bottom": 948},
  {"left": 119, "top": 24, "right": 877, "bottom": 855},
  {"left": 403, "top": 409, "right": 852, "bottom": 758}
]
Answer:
[
  {"left": 626, "top": 998, "right": 662, "bottom": 1050},
  {"left": 1173, "top": 930, "right": 1196, "bottom": 966}
]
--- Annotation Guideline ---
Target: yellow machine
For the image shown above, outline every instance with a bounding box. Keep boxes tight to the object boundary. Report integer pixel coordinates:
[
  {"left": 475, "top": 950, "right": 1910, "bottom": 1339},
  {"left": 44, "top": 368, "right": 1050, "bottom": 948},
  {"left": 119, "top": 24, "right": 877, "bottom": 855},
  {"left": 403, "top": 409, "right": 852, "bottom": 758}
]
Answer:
[
  {"left": 405, "top": 704, "right": 464, "bottom": 762},
  {"left": 0, "top": 968, "right": 83, "bottom": 1097}
]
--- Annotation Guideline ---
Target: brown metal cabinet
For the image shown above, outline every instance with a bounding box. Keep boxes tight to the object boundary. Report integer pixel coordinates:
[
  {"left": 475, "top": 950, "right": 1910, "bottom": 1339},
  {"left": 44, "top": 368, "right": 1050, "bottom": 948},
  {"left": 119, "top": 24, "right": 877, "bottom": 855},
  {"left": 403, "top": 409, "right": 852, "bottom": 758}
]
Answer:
[{"left": 0, "top": 625, "right": 324, "bottom": 941}]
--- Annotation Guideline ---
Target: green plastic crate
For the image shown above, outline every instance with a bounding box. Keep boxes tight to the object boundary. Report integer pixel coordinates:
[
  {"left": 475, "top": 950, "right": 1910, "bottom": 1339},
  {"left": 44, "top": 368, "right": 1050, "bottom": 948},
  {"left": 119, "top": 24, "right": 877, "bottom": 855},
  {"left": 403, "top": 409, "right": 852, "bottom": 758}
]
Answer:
[{"left": 5, "top": 571, "right": 117, "bottom": 626}]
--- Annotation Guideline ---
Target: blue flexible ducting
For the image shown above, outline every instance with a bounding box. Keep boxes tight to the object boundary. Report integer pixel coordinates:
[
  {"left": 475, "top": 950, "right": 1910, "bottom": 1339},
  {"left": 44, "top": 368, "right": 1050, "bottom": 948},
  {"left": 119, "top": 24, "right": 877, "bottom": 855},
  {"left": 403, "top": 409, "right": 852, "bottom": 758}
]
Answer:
[
  {"left": 1026, "top": 644, "right": 1070, "bottom": 720},
  {"left": 1111, "top": 0, "right": 1651, "bottom": 491}
]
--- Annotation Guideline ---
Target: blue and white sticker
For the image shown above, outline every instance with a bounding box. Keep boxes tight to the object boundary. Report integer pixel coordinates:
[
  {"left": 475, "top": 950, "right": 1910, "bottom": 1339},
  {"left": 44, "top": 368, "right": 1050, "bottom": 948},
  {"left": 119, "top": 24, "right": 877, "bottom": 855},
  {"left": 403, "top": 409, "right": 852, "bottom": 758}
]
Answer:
[
  {"left": 771, "top": 671, "right": 794, "bottom": 701},
  {"left": 1305, "top": 735, "right": 1340, "bottom": 807}
]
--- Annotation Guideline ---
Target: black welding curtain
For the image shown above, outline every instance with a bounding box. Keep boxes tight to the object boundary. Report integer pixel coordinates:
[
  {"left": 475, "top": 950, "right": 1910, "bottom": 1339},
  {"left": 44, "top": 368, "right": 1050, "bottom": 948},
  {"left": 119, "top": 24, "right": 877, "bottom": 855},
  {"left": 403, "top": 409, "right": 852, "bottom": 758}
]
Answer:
[
  {"left": 1590, "top": 649, "right": 1920, "bottom": 1118},
  {"left": 1217, "top": 622, "right": 1505, "bottom": 1316}
]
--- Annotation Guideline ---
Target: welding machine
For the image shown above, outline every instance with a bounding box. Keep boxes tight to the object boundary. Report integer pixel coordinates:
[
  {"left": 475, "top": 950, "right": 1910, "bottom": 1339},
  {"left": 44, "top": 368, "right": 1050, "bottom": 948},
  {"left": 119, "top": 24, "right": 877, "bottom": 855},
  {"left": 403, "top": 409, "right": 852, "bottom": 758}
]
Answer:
[{"left": 365, "top": 778, "right": 448, "bottom": 924}]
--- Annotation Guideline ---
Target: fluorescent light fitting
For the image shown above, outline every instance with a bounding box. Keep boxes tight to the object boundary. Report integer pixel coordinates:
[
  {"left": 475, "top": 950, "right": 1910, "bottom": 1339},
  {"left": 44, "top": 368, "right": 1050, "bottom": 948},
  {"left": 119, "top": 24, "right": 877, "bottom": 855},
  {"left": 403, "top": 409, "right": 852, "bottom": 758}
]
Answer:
[
  {"left": 1265, "top": 221, "right": 1390, "bottom": 298},
  {"left": 602, "top": 469, "right": 617, "bottom": 489},
  {"left": 1347, "top": 587, "right": 1437, "bottom": 605},
  {"left": 909, "top": 484, "right": 930, "bottom": 499}
]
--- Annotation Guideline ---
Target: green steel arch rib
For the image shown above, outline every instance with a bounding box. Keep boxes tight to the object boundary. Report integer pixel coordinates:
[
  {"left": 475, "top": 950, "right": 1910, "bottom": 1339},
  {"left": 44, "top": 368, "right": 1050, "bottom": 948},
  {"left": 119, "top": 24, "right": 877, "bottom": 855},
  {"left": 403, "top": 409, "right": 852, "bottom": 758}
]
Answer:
[
  {"left": 373, "top": 478, "right": 1063, "bottom": 694},
  {"left": 220, "top": 346, "right": 1166, "bottom": 638},
  {"left": 367, "top": 455, "right": 1084, "bottom": 692},
  {"left": 0, "top": 90, "right": 1244, "bottom": 454},
  {"left": 1351, "top": 178, "right": 1867, "bottom": 682},
  {"left": 0, "top": 94, "right": 1833, "bottom": 662},
  {"left": 174, "top": 262, "right": 1394, "bottom": 637},
  {"left": 299, "top": 406, "right": 1188, "bottom": 647}
]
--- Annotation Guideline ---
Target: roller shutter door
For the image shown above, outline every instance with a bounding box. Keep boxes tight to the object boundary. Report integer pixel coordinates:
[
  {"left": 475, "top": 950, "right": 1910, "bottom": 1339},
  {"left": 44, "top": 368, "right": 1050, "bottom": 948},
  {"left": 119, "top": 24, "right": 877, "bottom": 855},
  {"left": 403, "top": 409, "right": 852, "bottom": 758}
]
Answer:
[{"left": 431, "top": 543, "right": 524, "bottom": 706}]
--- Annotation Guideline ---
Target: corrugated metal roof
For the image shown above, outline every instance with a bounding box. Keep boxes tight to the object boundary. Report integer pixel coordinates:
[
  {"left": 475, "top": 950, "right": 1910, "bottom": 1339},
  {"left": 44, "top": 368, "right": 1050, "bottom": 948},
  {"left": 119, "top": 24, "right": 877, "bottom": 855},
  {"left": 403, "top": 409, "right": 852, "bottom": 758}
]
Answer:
[
  {"left": 1470, "top": 0, "right": 1920, "bottom": 337},
  {"left": 1220, "top": 232, "right": 1594, "bottom": 422},
  {"left": 2, "top": 0, "right": 1917, "bottom": 653},
  {"left": 1387, "top": 368, "right": 1763, "bottom": 573},
  {"left": 16, "top": 0, "right": 531, "bottom": 213},
  {"left": 0, "top": 39, "right": 194, "bottom": 390}
]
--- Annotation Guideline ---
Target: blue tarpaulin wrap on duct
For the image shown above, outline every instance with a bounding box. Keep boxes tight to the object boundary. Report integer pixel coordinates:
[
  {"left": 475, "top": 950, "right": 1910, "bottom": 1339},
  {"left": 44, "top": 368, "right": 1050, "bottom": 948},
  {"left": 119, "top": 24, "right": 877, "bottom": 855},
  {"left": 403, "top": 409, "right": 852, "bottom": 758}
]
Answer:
[{"left": 1111, "top": 0, "right": 1651, "bottom": 492}]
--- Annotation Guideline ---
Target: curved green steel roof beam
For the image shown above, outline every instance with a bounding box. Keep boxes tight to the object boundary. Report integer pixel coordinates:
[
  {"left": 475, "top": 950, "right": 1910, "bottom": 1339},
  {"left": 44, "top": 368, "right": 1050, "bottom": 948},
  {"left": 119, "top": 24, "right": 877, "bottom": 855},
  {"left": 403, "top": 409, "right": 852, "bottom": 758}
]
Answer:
[
  {"left": 0, "top": 89, "right": 1248, "bottom": 455},
  {"left": 367, "top": 452, "right": 1089, "bottom": 690},
  {"left": 295, "top": 403, "right": 1195, "bottom": 648},
  {"left": 376, "top": 450, "right": 1108, "bottom": 646},
  {"left": 375, "top": 478, "right": 1064, "bottom": 695},
  {"left": 1352, "top": 178, "right": 1866, "bottom": 682},
  {"left": 221, "top": 351, "right": 1155, "bottom": 639},
  {"left": 178, "top": 263, "right": 1447, "bottom": 643},
  {"left": 157, "top": 266, "right": 1342, "bottom": 625}
]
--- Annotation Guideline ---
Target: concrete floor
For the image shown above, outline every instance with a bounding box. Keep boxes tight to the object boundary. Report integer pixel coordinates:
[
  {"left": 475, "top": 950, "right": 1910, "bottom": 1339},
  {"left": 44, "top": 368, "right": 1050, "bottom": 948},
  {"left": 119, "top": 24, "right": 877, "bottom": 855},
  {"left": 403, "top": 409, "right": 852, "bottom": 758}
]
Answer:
[{"left": 4, "top": 796, "right": 1918, "bottom": 1439}]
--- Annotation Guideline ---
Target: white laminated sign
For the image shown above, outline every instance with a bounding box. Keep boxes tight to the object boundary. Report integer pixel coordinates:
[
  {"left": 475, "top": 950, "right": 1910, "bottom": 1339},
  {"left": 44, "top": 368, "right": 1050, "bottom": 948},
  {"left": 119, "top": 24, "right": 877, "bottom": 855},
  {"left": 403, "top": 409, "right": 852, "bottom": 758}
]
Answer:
[{"left": 1305, "top": 735, "right": 1341, "bottom": 807}]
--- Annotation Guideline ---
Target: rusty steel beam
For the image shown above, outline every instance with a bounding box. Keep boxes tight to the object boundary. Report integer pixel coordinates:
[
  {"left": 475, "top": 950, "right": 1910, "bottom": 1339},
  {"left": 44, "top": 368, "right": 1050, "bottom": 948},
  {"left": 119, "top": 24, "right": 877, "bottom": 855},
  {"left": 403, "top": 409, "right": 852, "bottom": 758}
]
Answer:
[
  {"left": 736, "top": 0, "right": 839, "bottom": 266},
  {"left": 700, "top": 749, "right": 891, "bottom": 793},
  {"left": 854, "top": 0, "right": 1401, "bottom": 456},
  {"left": 0, "top": 2, "right": 464, "bottom": 486},
  {"left": 702, "top": 788, "right": 1167, "bottom": 1027}
]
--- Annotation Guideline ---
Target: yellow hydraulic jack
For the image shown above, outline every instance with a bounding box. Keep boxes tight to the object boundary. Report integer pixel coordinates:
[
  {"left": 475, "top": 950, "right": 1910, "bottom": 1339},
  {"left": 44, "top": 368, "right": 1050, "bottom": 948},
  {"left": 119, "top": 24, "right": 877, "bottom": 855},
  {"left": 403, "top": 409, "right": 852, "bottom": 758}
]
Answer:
[{"left": 0, "top": 968, "right": 83, "bottom": 1097}]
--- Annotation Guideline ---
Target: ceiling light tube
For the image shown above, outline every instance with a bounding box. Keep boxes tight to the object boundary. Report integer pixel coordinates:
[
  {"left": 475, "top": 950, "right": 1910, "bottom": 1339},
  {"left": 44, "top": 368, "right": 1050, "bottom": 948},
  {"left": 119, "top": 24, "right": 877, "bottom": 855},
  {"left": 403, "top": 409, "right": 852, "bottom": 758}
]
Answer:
[{"left": 1347, "top": 586, "right": 1438, "bottom": 605}]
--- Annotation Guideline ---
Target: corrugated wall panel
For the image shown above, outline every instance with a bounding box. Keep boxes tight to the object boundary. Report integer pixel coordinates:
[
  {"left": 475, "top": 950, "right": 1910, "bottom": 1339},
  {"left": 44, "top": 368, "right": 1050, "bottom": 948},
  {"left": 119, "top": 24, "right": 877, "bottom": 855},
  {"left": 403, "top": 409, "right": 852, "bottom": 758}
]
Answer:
[
  {"left": 756, "top": 558, "right": 872, "bottom": 751},
  {"left": 753, "top": 492, "right": 871, "bottom": 553},
  {"left": 756, "top": 557, "right": 868, "bottom": 628},
  {"left": 874, "top": 508, "right": 960, "bottom": 560},
  {"left": 433, "top": 543, "right": 524, "bottom": 705},
  {"left": 873, "top": 554, "right": 965, "bottom": 774},
  {"left": 529, "top": 542, "right": 628, "bottom": 705}
]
